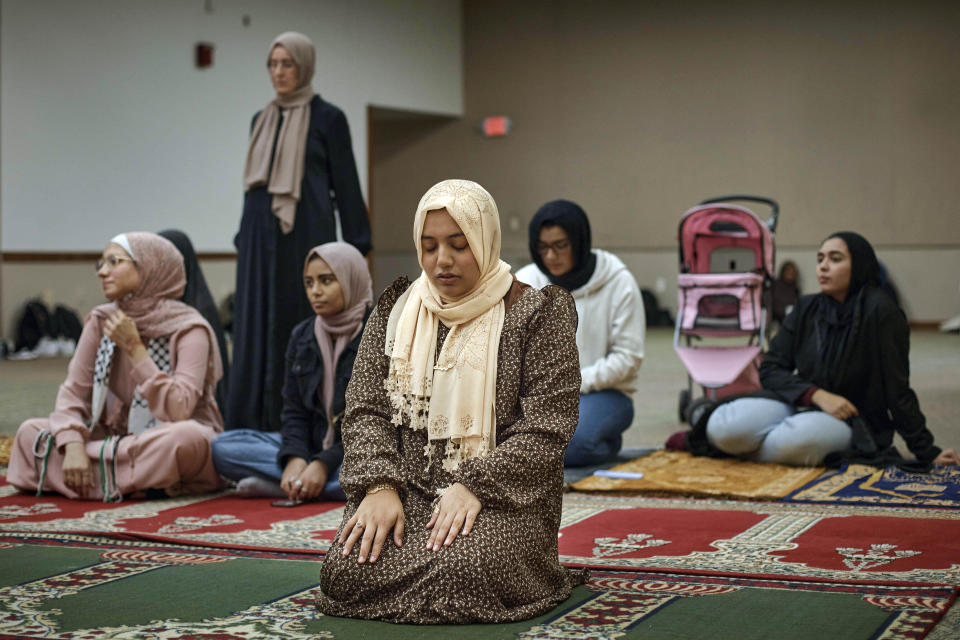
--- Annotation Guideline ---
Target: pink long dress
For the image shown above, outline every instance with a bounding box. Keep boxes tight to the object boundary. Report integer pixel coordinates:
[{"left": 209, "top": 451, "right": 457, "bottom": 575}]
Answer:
[{"left": 7, "top": 314, "right": 224, "bottom": 500}]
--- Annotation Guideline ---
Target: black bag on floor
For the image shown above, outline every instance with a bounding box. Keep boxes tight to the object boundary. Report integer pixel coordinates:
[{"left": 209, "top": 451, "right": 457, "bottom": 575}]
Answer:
[
  {"left": 14, "top": 299, "right": 52, "bottom": 352},
  {"left": 641, "top": 288, "right": 674, "bottom": 327},
  {"left": 51, "top": 305, "right": 83, "bottom": 341}
]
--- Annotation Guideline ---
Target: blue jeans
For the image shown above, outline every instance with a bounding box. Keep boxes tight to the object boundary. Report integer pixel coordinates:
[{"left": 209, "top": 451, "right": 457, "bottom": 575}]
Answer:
[
  {"left": 706, "top": 397, "right": 852, "bottom": 466},
  {"left": 210, "top": 430, "right": 345, "bottom": 500},
  {"left": 564, "top": 390, "right": 635, "bottom": 467}
]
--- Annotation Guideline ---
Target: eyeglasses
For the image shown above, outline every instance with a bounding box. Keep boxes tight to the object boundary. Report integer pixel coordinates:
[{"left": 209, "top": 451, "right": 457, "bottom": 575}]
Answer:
[
  {"left": 535, "top": 240, "right": 571, "bottom": 256},
  {"left": 95, "top": 255, "right": 135, "bottom": 271},
  {"left": 267, "top": 60, "right": 296, "bottom": 71}
]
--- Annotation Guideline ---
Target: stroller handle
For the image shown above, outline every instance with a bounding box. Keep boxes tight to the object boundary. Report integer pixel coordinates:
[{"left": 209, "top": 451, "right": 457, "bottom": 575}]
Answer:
[{"left": 699, "top": 195, "right": 779, "bottom": 232}]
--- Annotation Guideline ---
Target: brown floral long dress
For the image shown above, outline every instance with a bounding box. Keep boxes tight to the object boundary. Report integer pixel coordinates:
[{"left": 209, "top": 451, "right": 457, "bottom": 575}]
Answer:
[{"left": 316, "top": 277, "right": 586, "bottom": 624}]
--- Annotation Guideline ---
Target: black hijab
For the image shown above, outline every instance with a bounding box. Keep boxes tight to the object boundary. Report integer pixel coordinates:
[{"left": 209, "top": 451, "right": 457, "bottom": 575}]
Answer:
[
  {"left": 828, "top": 231, "right": 881, "bottom": 294},
  {"left": 527, "top": 200, "right": 597, "bottom": 291},
  {"left": 811, "top": 233, "right": 931, "bottom": 471},
  {"left": 157, "top": 229, "right": 230, "bottom": 412},
  {"left": 813, "top": 231, "right": 882, "bottom": 388}
]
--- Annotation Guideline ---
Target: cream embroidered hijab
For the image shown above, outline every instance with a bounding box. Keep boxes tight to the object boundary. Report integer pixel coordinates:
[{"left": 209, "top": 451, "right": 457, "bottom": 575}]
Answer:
[{"left": 384, "top": 179, "right": 514, "bottom": 471}]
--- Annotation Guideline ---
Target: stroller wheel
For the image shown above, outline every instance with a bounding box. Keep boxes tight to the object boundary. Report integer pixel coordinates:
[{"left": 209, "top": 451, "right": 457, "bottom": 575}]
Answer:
[
  {"left": 684, "top": 396, "right": 717, "bottom": 427},
  {"left": 678, "top": 390, "right": 691, "bottom": 423}
]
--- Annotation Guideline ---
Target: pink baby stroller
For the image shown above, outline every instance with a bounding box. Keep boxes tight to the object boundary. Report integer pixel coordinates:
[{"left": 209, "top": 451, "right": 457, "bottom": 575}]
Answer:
[{"left": 674, "top": 195, "right": 779, "bottom": 423}]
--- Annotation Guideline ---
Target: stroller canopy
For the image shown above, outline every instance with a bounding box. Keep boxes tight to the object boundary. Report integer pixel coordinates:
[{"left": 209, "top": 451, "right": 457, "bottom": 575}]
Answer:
[{"left": 677, "top": 204, "right": 775, "bottom": 276}]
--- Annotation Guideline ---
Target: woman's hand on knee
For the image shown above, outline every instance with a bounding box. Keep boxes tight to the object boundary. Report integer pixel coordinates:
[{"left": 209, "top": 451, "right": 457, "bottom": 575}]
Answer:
[
  {"left": 339, "top": 488, "right": 404, "bottom": 564},
  {"left": 812, "top": 389, "right": 858, "bottom": 421},
  {"left": 62, "top": 442, "right": 94, "bottom": 496},
  {"left": 934, "top": 448, "right": 960, "bottom": 465},
  {"left": 425, "top": 482, "right": 481, "bottom": 552}
]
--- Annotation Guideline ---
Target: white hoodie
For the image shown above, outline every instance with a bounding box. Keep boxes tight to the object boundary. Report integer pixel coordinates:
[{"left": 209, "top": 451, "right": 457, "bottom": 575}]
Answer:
[{"left": 516, "top": 249, "right": 645, "bottom": 394}]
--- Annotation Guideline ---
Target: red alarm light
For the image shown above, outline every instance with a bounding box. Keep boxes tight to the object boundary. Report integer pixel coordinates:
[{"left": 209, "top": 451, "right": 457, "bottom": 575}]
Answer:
[
  {"left": 479, "top": 116, "right": 512, "bottom": 137},
  {"left": 196, "top": 43, "right": 214, "bottom": 69}
]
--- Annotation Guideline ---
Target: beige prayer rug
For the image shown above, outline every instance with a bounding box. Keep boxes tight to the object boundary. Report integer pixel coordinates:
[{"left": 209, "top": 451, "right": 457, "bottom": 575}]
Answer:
[
  {"left": 570, "top": 450, "right": 825, "bottom": 500},
  {"left": 0, "top": 436, "right": 12, "bottom": 466}
]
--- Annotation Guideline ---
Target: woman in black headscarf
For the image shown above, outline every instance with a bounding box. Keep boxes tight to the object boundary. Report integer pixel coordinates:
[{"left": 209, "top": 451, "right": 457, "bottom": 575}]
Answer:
[
  {"left": 515, "top": 200, "right": 645, "bottom": 467},
  {"left": 157, "top": 230, "right": 230, "bottom": 413},
  {"left": 698, "top": 231, "right": 958, "bottom": 468}
]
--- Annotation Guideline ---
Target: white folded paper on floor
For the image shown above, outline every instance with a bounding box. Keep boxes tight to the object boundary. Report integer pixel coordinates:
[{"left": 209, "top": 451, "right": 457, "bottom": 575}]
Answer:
[{"left": 592, "top": 470, "right": 644, "bottom": 479}]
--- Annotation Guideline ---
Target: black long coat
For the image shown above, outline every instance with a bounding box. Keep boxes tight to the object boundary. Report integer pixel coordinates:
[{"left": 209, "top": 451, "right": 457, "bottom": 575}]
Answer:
[
  {"left": 760, "top": 287, "right": 941, "bottom": 462},
  {"left": 227, "top": 95, "right": 371, "bottom": 431}
]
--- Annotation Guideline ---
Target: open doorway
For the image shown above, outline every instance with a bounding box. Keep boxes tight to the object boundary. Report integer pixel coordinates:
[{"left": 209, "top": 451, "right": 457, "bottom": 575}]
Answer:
[{"left": 367, "top": 106, "right": 457, "bottom": 294}]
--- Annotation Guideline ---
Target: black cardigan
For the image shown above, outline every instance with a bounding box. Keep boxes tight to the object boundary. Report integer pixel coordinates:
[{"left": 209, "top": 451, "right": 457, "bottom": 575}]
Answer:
[
  {"left": 277, "top": 313, "right": 367, "bottom": 472},
  {"left": 760, "top": 287, "right": 941, "bottom": 463}
]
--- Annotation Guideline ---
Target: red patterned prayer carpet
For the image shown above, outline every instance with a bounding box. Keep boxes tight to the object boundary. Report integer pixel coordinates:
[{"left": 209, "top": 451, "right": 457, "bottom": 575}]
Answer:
[
  {"left": 0, "top": 480, "right": 342, "bottom": 554},
  {"left": 558, "top": 494, "right": 960, "bottom": 586},
  {"left": 4, "top": 479, "right": 960, "bottom": 588}
]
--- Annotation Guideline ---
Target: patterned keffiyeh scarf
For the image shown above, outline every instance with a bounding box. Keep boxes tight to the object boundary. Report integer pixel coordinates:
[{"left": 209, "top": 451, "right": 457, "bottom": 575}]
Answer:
[{"left": 90, "top": 335, "right": 172, "bottom": 435}]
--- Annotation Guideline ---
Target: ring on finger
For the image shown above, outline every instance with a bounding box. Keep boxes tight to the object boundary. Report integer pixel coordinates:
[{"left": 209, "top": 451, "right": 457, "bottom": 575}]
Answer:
[{"left": 356, "top": 520, "right": 364, "bottom": 529}]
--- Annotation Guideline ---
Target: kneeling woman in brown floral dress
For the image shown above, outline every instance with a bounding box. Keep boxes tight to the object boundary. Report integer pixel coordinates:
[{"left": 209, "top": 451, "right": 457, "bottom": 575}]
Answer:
[{"left": 316, "top": 179, "right": 586, "bottom": 623}]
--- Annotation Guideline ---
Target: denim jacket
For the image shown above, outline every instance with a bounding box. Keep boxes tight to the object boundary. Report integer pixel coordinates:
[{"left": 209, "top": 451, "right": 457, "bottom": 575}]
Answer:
[{"left": 277, "top": 312, "right": 367, "bottom": 471}]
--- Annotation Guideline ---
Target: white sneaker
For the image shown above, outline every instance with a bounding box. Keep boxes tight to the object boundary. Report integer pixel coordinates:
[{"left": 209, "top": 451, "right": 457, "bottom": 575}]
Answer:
[
  {"left": 56, "top": 338, "right": 77, "bottom": 356},
  {"left": 34, "top": 337, "right": 60, "bottom": 357}
]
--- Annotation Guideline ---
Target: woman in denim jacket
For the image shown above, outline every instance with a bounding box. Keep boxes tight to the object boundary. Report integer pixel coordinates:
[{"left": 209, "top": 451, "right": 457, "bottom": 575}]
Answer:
[{"left": 213, "top": 242, "right": 372, "bottom": 501}]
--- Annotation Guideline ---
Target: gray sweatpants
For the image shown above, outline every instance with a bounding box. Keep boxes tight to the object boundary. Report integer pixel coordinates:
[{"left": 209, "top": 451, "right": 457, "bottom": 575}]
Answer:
[{"left": 706, "top": 397, "right": 852, "bottom": 466}]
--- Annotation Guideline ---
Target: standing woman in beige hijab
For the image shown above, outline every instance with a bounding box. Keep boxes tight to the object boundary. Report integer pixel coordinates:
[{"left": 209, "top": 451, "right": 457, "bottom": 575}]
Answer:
[
  {"left": 316, "top": 179, "right": 586, "bottom": 624},
  {"left": 228, "top": 31, "right": 372, "bottom": 433}
]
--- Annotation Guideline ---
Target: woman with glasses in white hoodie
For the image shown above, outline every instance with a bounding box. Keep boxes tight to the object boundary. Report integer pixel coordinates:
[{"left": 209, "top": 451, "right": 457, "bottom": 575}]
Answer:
[{"left": 516, "top": 200, "right": 646, "bottom": 467}]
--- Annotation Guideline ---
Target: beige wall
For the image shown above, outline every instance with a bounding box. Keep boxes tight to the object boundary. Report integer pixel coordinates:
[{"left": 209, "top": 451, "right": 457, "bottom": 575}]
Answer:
[
  {"left": 371, "top": 246, "right": 960, "bottom": 324},
  {"left": 2, "top": 0, "right": 462, "bottom": 252},
  {"left": 7, "top": 1, "right": 960, "bottom": 340},
  {"left": 370, "top": 0, "right": 960, "bottom": 320},
  {"left": 4, "top": 242, "right": 957, "bottom": 344},
  {"left": 1, "top": 260, "right": 237, "bottom": 344}
]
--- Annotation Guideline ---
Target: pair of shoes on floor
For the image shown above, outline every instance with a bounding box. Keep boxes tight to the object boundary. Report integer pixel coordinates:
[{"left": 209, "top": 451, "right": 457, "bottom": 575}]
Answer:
[
  {"left": 665, "top": 430, "right": 689, "bottom": 451},
  {"left": 8, "top": 337, "right": 76, "bottom": 360},
  {"left": 666, "top": 398, "right": 719, "bottom": 451}
]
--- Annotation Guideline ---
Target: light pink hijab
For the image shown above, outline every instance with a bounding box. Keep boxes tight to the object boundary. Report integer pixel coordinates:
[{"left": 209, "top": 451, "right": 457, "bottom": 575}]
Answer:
[
  {"left": 89, "top": 232, "right": 223, "bottom": 389},
  {"left": 305, "top": 242, "right": 372, "bottom": 448}
]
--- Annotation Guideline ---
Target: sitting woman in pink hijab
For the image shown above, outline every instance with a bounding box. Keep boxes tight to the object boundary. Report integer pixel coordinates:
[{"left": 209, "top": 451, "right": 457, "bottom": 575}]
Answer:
[{"left": 7, "top": 232, "right": 224, "bottom": 500}]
